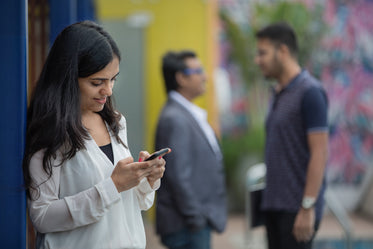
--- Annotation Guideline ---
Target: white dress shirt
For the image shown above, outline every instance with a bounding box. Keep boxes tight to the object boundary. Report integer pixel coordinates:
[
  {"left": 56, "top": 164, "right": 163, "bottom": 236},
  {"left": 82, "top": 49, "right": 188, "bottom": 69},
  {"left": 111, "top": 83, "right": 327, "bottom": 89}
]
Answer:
[
  {"left": 28, "top": 115, "right": 159, "bottom": 249},
  {"left": 169, "top": 91, "right": 222, "bottom": 159}
]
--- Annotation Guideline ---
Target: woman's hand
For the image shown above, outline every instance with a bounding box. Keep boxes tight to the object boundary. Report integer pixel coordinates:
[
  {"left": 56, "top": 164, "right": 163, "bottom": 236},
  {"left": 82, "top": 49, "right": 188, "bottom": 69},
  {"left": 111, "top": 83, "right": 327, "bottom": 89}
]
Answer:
[
  {"left": 111, "top": 156, "right": 155, "bottom": 193},
  {"left": 139, "top": 151, "right": 166, "bottom": 188}
]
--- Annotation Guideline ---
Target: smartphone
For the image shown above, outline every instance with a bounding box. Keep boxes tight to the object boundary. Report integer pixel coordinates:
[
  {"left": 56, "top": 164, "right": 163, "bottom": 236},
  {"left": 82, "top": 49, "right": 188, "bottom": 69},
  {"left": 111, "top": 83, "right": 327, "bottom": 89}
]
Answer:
[{"left": 145, "top": 148, "right": 172, "bottom": 161}]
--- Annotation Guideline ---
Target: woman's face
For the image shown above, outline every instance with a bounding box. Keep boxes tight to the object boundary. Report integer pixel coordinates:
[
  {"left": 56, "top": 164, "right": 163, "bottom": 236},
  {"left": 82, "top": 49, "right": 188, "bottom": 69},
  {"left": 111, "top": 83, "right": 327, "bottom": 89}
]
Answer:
[{"left": 78, "top": 57, "right": 120, "bottom": 115}]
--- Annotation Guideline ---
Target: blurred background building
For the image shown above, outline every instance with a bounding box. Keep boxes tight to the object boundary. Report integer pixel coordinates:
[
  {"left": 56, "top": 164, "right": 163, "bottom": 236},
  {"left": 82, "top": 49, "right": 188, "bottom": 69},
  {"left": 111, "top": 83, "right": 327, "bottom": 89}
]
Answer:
[{"left": 1, "top": 0, "right": 373, "bottom": 248}]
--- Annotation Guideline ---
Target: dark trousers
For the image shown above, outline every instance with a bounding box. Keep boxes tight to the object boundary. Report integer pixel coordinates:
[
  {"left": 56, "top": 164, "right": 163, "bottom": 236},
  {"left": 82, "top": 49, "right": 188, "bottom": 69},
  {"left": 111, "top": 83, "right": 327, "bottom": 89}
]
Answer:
[
  {"left": 264, "top": 211, "right": 320, "bottom": 249},
  {"left": 161, "top": 225, "right": 211, "bottom": 249}
]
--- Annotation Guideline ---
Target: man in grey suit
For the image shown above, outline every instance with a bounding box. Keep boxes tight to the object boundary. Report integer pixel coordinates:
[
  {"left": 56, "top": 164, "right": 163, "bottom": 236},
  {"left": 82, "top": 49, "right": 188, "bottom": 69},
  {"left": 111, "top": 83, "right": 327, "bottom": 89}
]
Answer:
[{"left": 155, "top": 50, "right": 227, "bottom": 249}]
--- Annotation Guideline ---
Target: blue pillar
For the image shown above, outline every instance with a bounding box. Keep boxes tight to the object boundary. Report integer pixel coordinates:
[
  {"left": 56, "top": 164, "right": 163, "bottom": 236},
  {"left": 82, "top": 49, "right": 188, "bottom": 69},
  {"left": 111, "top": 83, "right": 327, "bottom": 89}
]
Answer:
[
  {"left": 49, "top": 0, "right": 96, "bottom": 44},
  {"left": 49, "top": 0, "right": 77, "bottom": 43},
  {"left": 77, "top": 0, "right": 96, "bottom": 22},
  {"left": 0, "top": 0, "right": 27, "bottom": 248}
]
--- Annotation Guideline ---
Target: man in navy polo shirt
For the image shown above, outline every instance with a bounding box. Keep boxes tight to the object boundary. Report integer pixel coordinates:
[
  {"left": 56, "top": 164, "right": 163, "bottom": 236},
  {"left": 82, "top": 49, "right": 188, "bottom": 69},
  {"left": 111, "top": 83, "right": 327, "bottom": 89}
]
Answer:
[{"left": 254, "top": 22, "right": 329, "bottom": 249}]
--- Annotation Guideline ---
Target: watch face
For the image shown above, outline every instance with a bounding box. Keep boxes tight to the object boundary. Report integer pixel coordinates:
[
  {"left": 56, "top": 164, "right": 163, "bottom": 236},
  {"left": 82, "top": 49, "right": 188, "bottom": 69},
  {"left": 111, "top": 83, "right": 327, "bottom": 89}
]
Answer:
[{"left": 302, "top": 197, "right": 316, "bottom": 209}]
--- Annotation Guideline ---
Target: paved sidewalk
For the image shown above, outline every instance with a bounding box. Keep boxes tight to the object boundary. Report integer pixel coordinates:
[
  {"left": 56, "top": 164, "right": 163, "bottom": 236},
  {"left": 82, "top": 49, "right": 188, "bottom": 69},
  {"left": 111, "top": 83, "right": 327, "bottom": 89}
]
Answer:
[
  {"left": 145, "top": 212, "right": 373, "bottom": 249},
  {"left": 144, "top": 214, "right": 258, "bottom": 249}
]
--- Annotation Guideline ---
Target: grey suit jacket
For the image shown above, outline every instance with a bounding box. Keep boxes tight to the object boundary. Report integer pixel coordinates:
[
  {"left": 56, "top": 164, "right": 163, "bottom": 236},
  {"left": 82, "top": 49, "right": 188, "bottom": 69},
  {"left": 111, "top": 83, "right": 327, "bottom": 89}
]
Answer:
[{"left": 155, "top": 98, "right": 227, "bottom": 236}]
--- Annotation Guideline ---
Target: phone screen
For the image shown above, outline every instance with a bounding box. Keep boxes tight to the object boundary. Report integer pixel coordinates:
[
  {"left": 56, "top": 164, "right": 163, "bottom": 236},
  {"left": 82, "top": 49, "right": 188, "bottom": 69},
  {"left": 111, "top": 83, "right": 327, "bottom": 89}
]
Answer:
[{"left": 145, "top": 148, "right": 171, "bottom": 161}]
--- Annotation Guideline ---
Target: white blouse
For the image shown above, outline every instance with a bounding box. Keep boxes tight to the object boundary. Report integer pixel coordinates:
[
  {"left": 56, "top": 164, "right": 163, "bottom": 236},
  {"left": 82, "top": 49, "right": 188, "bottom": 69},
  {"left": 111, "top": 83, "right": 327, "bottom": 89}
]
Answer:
[{"left": 28, "top": 116, "right": 159, "bottom": 249}]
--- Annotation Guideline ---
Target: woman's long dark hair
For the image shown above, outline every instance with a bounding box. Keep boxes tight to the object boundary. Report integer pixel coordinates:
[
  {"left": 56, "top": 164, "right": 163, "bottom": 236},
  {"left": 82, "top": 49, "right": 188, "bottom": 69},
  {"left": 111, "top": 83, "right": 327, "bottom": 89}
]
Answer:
[{"left": 23, "top": 21, "right": 124, "bottom": 200}]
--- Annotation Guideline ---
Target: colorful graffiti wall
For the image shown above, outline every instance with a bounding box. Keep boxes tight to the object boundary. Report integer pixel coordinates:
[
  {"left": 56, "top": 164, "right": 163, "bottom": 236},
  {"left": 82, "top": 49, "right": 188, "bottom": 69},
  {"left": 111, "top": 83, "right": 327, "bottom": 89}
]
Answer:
[{"left": 320, "top": 0, "right": 373, "bottom": 187}]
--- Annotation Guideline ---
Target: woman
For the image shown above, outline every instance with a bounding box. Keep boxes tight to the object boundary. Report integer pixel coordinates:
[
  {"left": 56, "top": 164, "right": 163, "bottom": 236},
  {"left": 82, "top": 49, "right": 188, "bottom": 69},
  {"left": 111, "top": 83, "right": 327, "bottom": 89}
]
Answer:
[{"left": 22, "top": 21, "right": 165, "bottom": 249}]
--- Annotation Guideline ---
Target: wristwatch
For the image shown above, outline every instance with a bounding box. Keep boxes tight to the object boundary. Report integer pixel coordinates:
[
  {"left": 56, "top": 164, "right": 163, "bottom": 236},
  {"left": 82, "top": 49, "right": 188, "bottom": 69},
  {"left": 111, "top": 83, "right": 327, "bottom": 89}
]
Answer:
[{"left": 302, "top": 196, "right": 316, "bottom": 209}]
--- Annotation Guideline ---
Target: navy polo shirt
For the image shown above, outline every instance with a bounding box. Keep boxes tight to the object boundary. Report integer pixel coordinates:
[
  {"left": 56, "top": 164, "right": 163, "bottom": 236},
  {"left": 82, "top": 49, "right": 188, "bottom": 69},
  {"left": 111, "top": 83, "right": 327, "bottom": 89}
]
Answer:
[{"left": 262, "top": 70, "right": 328, "bottom": 221}]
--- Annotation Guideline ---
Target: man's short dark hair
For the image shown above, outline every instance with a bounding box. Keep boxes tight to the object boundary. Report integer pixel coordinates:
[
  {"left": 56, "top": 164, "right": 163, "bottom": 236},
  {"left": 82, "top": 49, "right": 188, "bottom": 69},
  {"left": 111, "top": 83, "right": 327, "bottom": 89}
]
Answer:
[
  {"left": 256, "top": 22, "right": 298, "bottom": 57},
  {"left": 162, "top": 50, "right": 197, "bottom": 93}
]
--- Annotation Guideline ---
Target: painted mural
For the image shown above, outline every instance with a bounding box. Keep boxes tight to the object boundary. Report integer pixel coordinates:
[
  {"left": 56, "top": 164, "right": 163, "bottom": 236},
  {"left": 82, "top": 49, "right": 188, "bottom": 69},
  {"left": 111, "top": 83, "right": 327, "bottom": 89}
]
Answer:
[
  {"left": 218, "top": 0, "right": 373, "bottom": 187},
  {"left": 319, "top": 0, "right": 373, "bottom": 186}
]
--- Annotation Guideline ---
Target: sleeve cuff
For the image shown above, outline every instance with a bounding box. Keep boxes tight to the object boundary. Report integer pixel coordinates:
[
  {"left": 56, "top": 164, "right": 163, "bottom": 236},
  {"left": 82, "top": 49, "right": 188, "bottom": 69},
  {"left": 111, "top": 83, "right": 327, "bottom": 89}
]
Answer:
[
  {"left": 95, "top": 178, "right": 121, "bottom": 207},
  {"left": 138, "top": 178, "right": 160, "bottom": 194},
  {"left": 151, "top": 179, "right": 161, "bottom": 190},
  {"left": 307, "top": 127, "right": 328, "bottom": 133}
]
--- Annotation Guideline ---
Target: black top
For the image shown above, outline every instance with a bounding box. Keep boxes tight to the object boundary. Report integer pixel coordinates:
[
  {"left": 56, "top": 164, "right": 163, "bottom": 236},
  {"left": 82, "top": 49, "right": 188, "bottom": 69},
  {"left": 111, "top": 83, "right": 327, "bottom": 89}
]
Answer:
[{"left": 99, "top": 143, "right": 114, "bottom": 164}]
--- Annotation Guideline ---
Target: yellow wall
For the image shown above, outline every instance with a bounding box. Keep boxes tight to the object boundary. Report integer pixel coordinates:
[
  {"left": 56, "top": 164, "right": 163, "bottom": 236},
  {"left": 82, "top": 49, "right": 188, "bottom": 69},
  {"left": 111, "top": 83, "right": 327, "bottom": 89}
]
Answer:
[{"left": 96, "top": 0, "right": 219, "bottom": 150}]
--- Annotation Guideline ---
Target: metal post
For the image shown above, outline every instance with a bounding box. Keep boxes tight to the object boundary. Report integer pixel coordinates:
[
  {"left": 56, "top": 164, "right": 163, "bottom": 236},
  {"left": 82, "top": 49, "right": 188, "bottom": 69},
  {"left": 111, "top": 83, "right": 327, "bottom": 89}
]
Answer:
[{"left": 325, "top": 189, "right": 354, "bottom": 249}]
